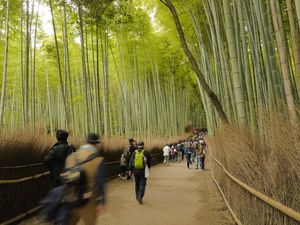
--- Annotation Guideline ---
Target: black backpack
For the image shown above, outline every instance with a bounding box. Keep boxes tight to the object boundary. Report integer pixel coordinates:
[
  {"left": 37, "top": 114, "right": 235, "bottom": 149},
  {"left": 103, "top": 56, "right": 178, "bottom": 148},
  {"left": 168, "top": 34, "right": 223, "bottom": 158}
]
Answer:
[{"left": 61, "top": 152, "right": 100, "bottom": 207}]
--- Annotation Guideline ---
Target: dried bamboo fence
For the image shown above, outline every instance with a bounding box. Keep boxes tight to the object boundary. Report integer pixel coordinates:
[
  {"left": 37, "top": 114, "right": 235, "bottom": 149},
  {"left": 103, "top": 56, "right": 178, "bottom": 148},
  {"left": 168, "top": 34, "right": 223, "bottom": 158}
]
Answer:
[
  {"left": 0, "top": 148, "right": 164, "bottom": 224},
  {"left": 210, "top": 154, "right": 300, "bottom": 225}
]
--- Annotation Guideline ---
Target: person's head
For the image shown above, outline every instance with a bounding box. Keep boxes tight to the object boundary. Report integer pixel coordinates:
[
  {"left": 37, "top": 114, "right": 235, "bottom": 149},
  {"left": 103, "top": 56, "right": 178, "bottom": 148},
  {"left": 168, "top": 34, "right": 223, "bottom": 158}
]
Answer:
[
  {"left": 138, "top": 141, "right": 144, "bottom": 149},
  {"left": 128, "top": 137, "right": 135, "bottom": 144},
  {"left": 86, "top": 133, "right": 100, "bottom": 146},
  {"left": 56, "top": 130, "right": 69, "bottom": 142}
]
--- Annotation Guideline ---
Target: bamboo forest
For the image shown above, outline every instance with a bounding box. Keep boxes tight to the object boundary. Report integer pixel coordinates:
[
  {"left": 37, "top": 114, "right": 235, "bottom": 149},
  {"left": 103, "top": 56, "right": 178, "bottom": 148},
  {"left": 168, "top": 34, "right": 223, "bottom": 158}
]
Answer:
[{"left": 1, "top": 0, "right": 300, "bottom": 224}]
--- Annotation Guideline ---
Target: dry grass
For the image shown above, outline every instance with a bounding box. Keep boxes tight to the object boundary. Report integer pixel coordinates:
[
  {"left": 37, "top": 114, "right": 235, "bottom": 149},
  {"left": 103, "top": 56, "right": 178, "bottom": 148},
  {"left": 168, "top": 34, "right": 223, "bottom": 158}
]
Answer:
[
  {"left": 0, "top": 127, "right": 190, "bottom": 167},
  {"left": 208, "top": 111, "right": 300, "bottom": 224},
  {"left": 0, "top": 128, "right": 190, "bottom": 223}
]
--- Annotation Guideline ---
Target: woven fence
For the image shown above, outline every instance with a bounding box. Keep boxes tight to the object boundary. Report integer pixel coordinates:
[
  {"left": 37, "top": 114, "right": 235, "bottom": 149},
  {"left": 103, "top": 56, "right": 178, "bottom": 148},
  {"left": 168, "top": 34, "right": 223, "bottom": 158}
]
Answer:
[
  {"left": 0, "top": 147, "right": 164, "bottom": 224},
  {"left": 210, "top": 154, "right": 300, "bottom": 225}
]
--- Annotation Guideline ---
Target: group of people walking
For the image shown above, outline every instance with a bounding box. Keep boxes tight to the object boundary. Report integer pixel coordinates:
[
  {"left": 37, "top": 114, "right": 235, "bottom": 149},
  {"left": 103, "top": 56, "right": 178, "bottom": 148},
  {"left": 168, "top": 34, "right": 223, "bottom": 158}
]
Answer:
[
  {"left": 162, "top": 143, "right": 184, "bottom": 166},
  {"left": 43, "top": 130, "right": 106, "bottom": 225},
  {"left": 185, "top": 133, "right": 207, "bottom": 170},
  {"left": 42, "top": 131, "right": 152, "bottom": 225},
  {"left": 41, "top": 129, "right": 205, "bottom": 225},
  {"left": 119, "top": 138, "right": 152, "bottom": 204},
  {"left": 162, "top": 132, "right": 207, "bottom": 170}
]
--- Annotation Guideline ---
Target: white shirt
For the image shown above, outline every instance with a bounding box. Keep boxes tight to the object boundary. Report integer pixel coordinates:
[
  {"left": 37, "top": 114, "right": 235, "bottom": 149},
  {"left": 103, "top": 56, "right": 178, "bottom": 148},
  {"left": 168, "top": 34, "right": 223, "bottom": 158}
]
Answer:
[{"left": 162, "top": 146, "right": 171, "bottom": 156}]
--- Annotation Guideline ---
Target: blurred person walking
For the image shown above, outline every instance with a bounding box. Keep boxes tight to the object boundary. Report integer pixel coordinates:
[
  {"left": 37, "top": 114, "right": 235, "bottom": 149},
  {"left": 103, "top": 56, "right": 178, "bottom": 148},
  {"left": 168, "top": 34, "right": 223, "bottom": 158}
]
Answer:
[
  {"left": 195, "top": 143, "right": 201, "bottom": 170},
  {"left": 198, "top": 145, "right": 206, "bottom": 171},
  {"left": 66, "top": 133, "right": 107, "bottom": 225},
  {"left": 184, "top": 144, "right": 192, "bottom": 169},
  {"left": 41, "top": 133, "right": 106, "bottom": 225}
]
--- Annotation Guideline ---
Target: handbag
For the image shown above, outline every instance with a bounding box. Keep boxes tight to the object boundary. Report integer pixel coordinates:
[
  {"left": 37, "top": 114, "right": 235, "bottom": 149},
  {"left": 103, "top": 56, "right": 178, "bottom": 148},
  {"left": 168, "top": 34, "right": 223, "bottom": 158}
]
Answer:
[{"left": 145, "top": 164, "right": 149, "bottom": 178}]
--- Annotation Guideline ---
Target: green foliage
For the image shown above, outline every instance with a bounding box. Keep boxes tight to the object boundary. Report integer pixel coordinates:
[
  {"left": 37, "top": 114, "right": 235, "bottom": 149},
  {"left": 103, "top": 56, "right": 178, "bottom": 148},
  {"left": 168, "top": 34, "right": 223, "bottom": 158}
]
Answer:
[{"left": 0, "top": 0, "right": 205, "bottom": 137}]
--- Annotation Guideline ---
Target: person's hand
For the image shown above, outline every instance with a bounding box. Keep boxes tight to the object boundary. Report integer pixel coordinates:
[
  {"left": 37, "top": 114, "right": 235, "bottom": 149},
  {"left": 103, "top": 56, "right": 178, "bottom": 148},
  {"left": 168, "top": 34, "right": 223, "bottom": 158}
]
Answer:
[
  {"left": 128, "top": 171, "right": 132, "bottom": 176},
  {"left": 96, "top": 204, "right": 108, "bottom": 216}
]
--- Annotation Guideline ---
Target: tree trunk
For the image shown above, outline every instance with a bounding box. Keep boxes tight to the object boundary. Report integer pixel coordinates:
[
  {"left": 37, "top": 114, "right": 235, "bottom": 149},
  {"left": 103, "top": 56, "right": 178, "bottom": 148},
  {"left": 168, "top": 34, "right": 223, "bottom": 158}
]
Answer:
[
  {"left": 49, "top": 0, "right": 69, "bottom": 128},
  {"left": 222, "top": 0, "right": 248, "bottom": 125},
  {"left": 19, "top": 0, "right": 26, "bottom": 126},
  {"left": 96, "top": 21, "right": 102, "bottom": 134},
  {"left": 160, "top": 0, "right": 229, "bottom": 124},
  {"left": 295, "top": 0, "right": 300, "bottom": 35},
  {"left": 31, "top": 0, "right": 40, "bottom": 129},
  {"left": 25, "top": 0, "right": 30, "bottom": 123},
  {"left": 0, "top": 0, "right": 10, "bottom": 125},
  {"left": 237, "top": 0, "right": 257, "bottom": 130},
  {"left": 77, "top": 2, "right": 89, "bottom": 134},
  {"left": 286, "top": 0, "right": 300, "bottom": 100},
  {"left": 270, "top": 0, "right": 297, "bottom": 121},
  {"left": 62, "top": 1, "right": 75, "bottom": 132}
]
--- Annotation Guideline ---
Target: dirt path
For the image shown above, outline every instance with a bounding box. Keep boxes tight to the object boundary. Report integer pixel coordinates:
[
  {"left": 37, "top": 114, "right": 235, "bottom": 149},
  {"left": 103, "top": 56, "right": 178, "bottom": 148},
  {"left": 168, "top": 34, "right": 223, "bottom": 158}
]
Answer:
[
  {"left": 98, "top": 161, "right": 234, "bottom": 225},
  {"left": 22, "top": 160, "right": 235, "bottom": 225}
]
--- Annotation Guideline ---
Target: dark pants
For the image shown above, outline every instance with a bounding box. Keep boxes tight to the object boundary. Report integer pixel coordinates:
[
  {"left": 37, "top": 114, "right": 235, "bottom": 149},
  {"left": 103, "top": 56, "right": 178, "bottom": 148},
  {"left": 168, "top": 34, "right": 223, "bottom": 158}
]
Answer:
[
  {"left": 200, "top": 157, "right": 205, "bottom": 170},
  {"left": 134, "top": 169, "right": 147, "bottom": 200},
  {"left": 120, "top": 165, "right": 127, "bottom": 177},
  {"left": 186, "top": 154, "right": 191, "bottom": 168},
  {"left": 127, "top": 165, "right": 132, "bottom": 180}
]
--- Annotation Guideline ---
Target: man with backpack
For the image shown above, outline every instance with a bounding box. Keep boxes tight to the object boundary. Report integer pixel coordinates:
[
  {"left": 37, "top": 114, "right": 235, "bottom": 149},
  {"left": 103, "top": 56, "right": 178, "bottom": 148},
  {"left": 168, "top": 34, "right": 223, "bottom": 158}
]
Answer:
[
  {"left": 43, "top": 130, "right": 75, "bottom": 186},
  {"left": 127, "top": 137, "right": 137, "bottom": 180},
  {"left": 64, "top": 133, "right": 106, "bottom": 225},
  {"left": 129, "top": 141, "right": 151, "bottom": 204}
]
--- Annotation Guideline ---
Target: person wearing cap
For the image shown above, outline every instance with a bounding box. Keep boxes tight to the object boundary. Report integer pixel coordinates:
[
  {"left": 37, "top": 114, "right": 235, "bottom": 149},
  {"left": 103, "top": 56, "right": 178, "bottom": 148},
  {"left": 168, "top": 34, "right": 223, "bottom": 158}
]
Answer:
[
  {"left": 129, "top": 141, "right": 151, "bottom": 204},
  {"left": 127, "top": 137, "right": 137, "bottom": 180},
  {"left": 43, "top": 129, "right": 75, "bottom": 186},
  {"left": 65, "top": 133, "right": 107, "bottom": 225}
]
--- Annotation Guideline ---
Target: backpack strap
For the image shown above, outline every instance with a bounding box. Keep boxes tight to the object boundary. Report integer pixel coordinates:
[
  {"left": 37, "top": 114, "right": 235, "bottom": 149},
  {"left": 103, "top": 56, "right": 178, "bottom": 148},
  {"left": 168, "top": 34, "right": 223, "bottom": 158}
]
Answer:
[{"left": 79, "top": 152, "right": 100, "bottom": 165}]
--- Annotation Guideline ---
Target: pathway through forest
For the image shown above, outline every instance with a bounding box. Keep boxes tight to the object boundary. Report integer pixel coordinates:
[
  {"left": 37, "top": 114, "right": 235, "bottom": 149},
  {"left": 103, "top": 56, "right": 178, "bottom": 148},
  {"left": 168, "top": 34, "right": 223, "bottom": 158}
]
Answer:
[
  {"left": 22, "top": 160, "right": 234, "bottom": 225},
  {"left": 98, "top": 161, "right": 234, "bottom": 225}
]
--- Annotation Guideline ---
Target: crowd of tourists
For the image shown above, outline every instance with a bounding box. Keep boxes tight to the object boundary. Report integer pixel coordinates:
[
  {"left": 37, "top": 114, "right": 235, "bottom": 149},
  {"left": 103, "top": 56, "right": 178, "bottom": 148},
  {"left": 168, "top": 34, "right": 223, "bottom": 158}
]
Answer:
[
  {"left": 41, "top": 129, "right": 206, "bottom": 225},
  {"left": 41, "top": 130, "right": 152, "bottom": 225},
  {"left": 162, "top": 132, "right": 207, "bottom": 170}
]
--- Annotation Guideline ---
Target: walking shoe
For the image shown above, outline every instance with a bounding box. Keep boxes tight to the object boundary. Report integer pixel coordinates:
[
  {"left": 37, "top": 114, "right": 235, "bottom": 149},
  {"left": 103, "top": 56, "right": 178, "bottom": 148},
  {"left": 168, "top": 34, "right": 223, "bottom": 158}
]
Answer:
[{"left": 138, "top": 198, "right": 143, "bottom": 205}]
